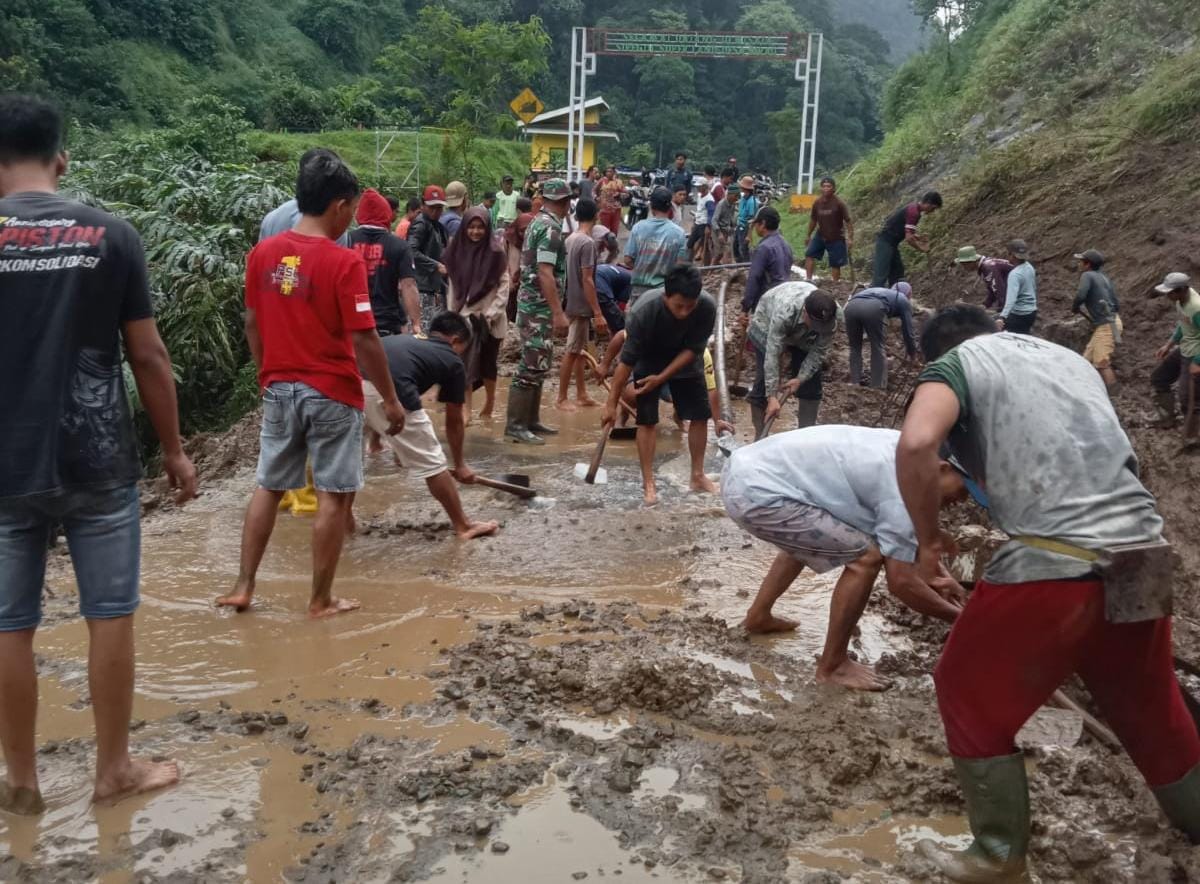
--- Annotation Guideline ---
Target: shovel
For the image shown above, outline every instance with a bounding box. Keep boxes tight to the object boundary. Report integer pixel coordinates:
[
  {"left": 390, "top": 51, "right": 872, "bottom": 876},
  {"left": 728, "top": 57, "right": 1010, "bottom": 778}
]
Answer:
[
  {"left": 576, "top": 425, "right": 612, "bottom": 484},
  {"left": 474, "top": 473, "right": 537, "bottom": 499}
]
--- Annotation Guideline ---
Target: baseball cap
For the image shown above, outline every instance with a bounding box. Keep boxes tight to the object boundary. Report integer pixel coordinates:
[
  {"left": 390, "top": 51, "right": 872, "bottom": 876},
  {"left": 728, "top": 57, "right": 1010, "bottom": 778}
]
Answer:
[
  {"left": 1154, "top": 272, "right": 1192, "bottom": 295},
  {"left": 895, "top": 280, "right": 913, "bottom": 298},
  {"left": 1073, "top": 249, "right": 1105, "bottom": 267},
  {"left": 1008, "top": 239, "right": 1030, "bottom": 258},
  {"left": 444, "top": 180, "right": 467, "bottom": 208},
  {"left": 422, "top": 185, "right": 447, "bottom": 206},
  {"left": 954, "top": 245, "right": 981, "bottom": 264},
  {"left": 649, "top": 186, "right": 673, "bottom": 211},
  {"left": 942, "top": 448, "right": 989, "bottom": 509},
  {"left": 803, "top": 290, "right": 838, "bottom": 336},
  {"left": 541, "top": 178, "right": 571, "bottom": 201},
  {"left": 502, "top": 174, "right": 514, "bottom": 182}
]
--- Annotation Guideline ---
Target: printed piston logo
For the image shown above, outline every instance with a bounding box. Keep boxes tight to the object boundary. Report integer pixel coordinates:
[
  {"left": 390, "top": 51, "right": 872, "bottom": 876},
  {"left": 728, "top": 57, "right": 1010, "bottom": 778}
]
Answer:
[{"left": 273, "top": 256, "right": 302, "bottom": 295}]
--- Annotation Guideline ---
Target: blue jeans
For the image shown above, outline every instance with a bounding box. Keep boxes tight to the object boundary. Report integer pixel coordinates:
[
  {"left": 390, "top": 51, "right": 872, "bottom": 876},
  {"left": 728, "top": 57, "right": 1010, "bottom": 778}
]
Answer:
[
  {"left": 0, "top": 484, "right": 141, "bottom": 631},
  {"left": 258, "top": 382, "right": 364, "bottom": 493}
]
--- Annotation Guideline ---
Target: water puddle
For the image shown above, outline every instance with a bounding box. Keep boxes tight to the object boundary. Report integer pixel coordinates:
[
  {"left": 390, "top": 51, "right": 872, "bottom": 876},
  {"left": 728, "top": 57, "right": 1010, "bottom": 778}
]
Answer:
[{"left": 637, "top": 766, "right": 708, "bottom": 811}]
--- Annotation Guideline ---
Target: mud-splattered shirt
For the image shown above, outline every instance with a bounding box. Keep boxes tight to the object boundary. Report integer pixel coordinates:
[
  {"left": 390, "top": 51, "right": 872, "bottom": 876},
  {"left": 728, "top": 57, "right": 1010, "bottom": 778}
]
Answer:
[
  {"left": 0, "top": 191, "right": 153, "bottom": 498},
  {"left": 917, "top": 333, "right": 1163, "bottom": 584},
  {"left": 518, "top": 209, "right": 566, "bottom": 310}
]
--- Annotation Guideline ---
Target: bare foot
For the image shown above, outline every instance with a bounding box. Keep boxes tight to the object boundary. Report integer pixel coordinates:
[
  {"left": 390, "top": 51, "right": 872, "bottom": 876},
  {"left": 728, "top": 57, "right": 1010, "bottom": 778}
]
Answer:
[
  {"left": 642, "top": 485, "right": 658, "bottom": 507},
  {"left": 816, "top": 659, "right": 893, "bottom": 692},
  {"left": 478, "top": 407, "right": 494, "bottom": 420},
  {"left": 308, "top": 597, "right": 361, "bottom": 619},
  {"left": 215, "top": 589, "right": 254, "bottom": 613},
  {"left": 457, "top": 520, "right": 500, "bottom": 540},
  {"left": 743, "top": 611, "right": 799, "bottom": 634},
  {"left": 556, "top": 398, "right": 579, "bottom": 413},
  {"left": 0, "top": 783, "right": 46, "bottom": 815},
  {"left": 93, "top": 758, "right": 181, "bottom": 807},
  {"left": 577, "top": 396, "right": 601, "bottom": 408},
  {"left": 365, "top": 434, "right": 384, "bottom": 455},
  {"left": 690, "top": 474, "right": 719, "bottom": 495}
]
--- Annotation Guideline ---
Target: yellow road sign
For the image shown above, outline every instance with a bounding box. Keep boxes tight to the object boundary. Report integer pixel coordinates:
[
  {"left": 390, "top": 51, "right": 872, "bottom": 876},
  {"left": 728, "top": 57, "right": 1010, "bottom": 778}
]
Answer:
[{"left": 510, "top": 88, "right": 544, "bottom": 125}]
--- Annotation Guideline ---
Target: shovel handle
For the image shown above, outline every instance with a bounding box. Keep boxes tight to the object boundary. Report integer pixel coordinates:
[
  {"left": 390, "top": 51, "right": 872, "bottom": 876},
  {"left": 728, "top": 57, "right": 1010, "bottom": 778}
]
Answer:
[
  {"left": 756, "top": 390, "right": 793, "bottom": 441},
  {"left": 581, "top": 352, "right": 637, "bottom": 419},
  {"left": 586, "top": 425, "right": 611, "bottom": 484},
  {"left": 474, "top": 476, "right": 537, "bottom": 499}
]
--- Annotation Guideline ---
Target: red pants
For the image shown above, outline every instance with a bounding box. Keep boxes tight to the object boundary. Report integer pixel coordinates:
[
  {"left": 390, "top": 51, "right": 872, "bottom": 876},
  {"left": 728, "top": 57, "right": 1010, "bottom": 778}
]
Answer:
[
  {"left": 599, "top": 209, "right": 622, "bottom": 234},
  {"left": 935, "top": 579, "right": 1200, "bottom": 787}
]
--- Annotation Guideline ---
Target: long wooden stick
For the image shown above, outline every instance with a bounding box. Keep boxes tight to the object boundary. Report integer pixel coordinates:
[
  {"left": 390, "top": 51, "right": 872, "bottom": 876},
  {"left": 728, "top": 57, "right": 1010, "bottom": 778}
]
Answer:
[
  {"left": 581, "top": 351, "right": 636, "bottom": 419},
  {"left": 1047, "top": 689, "right": 1121, "bottom": 750}
]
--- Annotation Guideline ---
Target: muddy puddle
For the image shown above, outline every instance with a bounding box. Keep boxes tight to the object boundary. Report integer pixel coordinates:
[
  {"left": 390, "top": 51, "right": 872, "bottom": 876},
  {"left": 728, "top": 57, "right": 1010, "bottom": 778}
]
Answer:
[{"left": 3, "top": 386, "right": 1179, "bottom": 883}]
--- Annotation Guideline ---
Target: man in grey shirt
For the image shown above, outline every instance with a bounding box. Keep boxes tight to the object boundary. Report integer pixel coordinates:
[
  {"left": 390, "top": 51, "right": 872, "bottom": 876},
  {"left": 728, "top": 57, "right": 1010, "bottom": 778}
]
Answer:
[
  {"left": 896, "top": 304, "right": 1200, "bottom": 882},
  {"left": 557, "top": 199, "right": 608, "bottom": 411},
  {"left": 259, "top": 148, "right": 351, "bottom": 247},
  {"left": 996, "top": 238, "right": 1037, "bottom": 334}
]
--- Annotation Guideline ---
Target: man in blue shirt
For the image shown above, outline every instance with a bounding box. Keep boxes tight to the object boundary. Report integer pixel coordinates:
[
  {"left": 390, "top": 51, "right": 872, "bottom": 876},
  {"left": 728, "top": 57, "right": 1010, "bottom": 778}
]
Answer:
[
  {"left": 844, "top": 281, "right": 919, "bottom": 388},
  {"left": 594, "top": 263, "right": 632, "bottom": 333},
  {"left": 734, "top": 175, "right": 759, "bottom": 263},
  {"left": 997, "top": 239, "right": 1037, "bottom": 334},
  {"left": 622, "top": 186, "right": 688, "bottom": 303},
  {"left": 741, "top": 207, "right": 794, "bottom": 315}
]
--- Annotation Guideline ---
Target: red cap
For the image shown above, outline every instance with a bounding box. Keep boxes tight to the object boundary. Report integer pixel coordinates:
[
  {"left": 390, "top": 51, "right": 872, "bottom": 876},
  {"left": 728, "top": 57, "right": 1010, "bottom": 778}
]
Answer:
[{"left": 423, "top": 185, "right": 447, "bottom": 206}]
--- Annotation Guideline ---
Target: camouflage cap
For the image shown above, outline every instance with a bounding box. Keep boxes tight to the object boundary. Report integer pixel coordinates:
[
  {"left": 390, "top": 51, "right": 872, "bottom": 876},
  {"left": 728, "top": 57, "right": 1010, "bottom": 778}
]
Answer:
[{"left": 540, "top": 178, "right": 571, "bottom": 201}]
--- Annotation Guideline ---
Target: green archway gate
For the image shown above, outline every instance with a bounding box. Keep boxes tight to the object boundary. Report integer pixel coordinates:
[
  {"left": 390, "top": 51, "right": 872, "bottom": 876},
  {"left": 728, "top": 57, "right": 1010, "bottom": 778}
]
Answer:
[{"left": 565, "top": 28, "right": 824, "bottom": 194}]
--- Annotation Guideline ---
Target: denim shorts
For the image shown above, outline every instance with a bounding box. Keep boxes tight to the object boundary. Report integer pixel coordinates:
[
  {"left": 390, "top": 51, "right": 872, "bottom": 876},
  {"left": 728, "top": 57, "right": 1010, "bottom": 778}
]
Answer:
[
  {"left": 0, "top": 483, "right": 141, "bottom": 631},
  {"left": 804, "top": 234, "right": 849, "bottom": 268},
  {"left": 258, "top": 382, "right": 364, "bottom": 493}
]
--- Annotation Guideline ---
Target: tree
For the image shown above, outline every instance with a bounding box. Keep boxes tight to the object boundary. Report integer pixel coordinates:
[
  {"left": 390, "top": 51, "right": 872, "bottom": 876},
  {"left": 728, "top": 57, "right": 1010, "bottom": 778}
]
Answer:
[{"left": 374, "top": 7, "right": 549, "bottom": 192}]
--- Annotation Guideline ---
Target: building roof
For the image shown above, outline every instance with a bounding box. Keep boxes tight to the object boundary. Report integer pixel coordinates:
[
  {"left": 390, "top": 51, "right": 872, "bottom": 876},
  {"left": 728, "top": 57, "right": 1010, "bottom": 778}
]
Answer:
[
  {"left": 525, "top": 97, "right": 610, "bottom": 125},
  {"left": 522, "top": 126, "right": 621, "bottom": 142}
]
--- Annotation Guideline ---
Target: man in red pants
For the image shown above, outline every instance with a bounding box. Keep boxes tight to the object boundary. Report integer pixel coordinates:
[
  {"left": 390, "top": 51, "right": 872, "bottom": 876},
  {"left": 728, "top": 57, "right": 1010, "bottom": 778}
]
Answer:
[{"left": 896, "top": 304, "right": 1200, "bottom": 882}]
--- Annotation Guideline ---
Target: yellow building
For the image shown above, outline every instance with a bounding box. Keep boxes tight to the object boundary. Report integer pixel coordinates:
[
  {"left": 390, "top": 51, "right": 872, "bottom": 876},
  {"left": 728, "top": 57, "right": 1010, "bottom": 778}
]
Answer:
[{"left": 519, "top": 97, "right": 620, "bottom": 172}]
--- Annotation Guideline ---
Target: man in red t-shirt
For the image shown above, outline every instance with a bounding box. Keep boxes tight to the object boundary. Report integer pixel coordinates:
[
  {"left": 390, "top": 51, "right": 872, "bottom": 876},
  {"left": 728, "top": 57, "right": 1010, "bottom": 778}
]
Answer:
[{"left": 217, "top": 154, "right": 404, "bottom": 620}]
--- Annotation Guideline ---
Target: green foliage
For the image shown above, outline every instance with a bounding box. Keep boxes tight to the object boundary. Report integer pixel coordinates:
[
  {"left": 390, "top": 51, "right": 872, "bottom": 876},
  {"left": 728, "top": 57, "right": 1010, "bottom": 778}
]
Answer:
[{"left": 64, "top": 106, "right": 290, "bottom": 437}]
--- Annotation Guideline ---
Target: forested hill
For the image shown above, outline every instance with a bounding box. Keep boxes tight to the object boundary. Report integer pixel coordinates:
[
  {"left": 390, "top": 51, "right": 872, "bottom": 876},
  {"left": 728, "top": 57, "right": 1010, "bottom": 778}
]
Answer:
[{"left": 1, "top": 0, "right": 925, "bottom": 176}]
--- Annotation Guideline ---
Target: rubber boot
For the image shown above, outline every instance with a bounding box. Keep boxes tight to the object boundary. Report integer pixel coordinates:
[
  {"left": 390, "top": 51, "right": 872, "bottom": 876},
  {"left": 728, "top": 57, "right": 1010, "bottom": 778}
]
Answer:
[
  {"left": 916, "top": 753, "right": 1030, "bottom": 883},
  {"left": 1152, "top": 389, "right": 1178, "bottom": 429},
  {"left": 796, "top": 398, "right": 820, "bottom": 430},
  {"left": 1155, "top": 763, "right": 1200, "bottom": 842},
  {"left": 505, "top": 385, "right": 544, "bottom": 445},
  {"left": 751, "top": 404, "right": 766, "bottom": 440},
  {"left": 529, "top": 382, "right": 558, "bottom": 436}
]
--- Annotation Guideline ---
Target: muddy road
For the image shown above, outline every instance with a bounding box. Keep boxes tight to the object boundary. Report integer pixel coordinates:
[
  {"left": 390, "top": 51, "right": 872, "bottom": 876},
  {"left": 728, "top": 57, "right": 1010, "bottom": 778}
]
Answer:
[{"left": 3, "top": 335, "right": 1199, "bottom": 881}]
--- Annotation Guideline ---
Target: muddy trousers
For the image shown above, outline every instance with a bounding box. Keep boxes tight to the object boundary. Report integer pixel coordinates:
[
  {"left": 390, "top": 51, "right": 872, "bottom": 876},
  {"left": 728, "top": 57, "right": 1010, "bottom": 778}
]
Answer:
[
  {"left": 871, "top": 236, "right": 904, "bottom": 288},
  {"left": 844, "top": 298, "right": 888, "bottom": 388},
  {"left": 748, "top": 342, "right": 821, "bottom": 433},
  {"left": 512, "top": 302, "right": 553, "bottom": 390},
  {"left": 934, "top": 579, "right": 1200, "bottom": 788},
  {"left": 1151, "top": 349, "right": 1199, "bottom": 436}
]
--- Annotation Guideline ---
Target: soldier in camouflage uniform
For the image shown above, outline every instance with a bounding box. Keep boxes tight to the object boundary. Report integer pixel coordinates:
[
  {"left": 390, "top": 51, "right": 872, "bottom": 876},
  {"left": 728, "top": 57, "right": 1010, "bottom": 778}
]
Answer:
[{"left": 505, "top": 178, "right": 572, "bottom": 444}]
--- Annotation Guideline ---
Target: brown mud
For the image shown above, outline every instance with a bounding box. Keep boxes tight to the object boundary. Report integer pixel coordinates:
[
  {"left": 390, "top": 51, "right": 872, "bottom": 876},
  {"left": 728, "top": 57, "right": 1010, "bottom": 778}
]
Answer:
[{"left": 5, "top": 272, "right": 1200, "bottom": 882}]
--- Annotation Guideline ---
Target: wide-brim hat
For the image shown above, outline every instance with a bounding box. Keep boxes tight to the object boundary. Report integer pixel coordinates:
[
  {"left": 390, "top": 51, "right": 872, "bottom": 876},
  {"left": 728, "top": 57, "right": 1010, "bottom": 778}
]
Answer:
[{"left": 955, "top": 245, "right": 981, "bottom": 264}]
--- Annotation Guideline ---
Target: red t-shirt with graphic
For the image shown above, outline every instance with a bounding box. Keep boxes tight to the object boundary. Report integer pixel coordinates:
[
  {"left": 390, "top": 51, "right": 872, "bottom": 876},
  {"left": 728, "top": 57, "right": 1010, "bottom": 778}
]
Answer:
[{"left": 245, "top": 230, "right": 375, "bottom": 409}]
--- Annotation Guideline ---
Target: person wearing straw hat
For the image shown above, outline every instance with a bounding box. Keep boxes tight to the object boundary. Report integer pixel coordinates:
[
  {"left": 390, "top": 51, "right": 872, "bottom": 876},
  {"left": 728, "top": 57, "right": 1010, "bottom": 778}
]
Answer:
[
  {"left": 995, "top": 239, "right": 1037, "bottom": 334},
  {"left": 733, "top": 175, "right": 759, "bottom": 263},
  {"left": 1072, "top": 248, "right": 1122, "bottom": 391},
  {"left": 953, "top": 245, "right": 1013, "bottom": 311},
  {"left": 1150, "top": 271, "right": 1200, "bottom": 445}
]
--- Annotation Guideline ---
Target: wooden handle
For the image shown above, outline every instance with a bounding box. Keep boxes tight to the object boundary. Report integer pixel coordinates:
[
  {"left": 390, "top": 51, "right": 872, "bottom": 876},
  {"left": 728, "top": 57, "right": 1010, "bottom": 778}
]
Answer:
[
  {"left": 474, "top": 476, "right": 536, "bottom": 499},
  {"left": 586, "top": 425, "right": 611, "bottom": 484},
  {"left": 756, "top": 390, "right": 793, "bottom": 441},
  {"left": 581, "top": 351, "right": 637, "bottom": 419}
]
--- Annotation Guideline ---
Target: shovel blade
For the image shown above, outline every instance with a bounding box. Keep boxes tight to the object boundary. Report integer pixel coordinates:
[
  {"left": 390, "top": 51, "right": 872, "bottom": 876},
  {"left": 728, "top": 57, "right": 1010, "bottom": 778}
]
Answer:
[{"left": 499, "top": 473, "right": 531, "bottom": 488}]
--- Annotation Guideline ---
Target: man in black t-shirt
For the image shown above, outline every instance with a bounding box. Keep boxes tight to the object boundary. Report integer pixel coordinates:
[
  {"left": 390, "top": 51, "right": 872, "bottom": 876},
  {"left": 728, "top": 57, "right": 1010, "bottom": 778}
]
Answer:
[
  {"left": 348, "top": 188, "right": 419, "bottom": 336},
  {"left": 0, "top": 95, "right": 197, "bottom": 815},
  {"left": 360, "top": 313, "right": 499, "bottom": 540},
  {"left": 601, "top": 264, "right": 718, "bottom": 507}
]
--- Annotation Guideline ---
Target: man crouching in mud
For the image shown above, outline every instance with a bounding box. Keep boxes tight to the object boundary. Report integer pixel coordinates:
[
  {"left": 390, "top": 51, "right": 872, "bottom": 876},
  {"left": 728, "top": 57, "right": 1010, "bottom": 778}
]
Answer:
[
  {"left": 361, "top": 312, "right": 499, "bottom": 540},
  {"left": 722, "top": 425, "right": 982, "bottom": 690}
]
